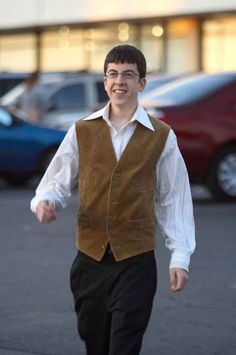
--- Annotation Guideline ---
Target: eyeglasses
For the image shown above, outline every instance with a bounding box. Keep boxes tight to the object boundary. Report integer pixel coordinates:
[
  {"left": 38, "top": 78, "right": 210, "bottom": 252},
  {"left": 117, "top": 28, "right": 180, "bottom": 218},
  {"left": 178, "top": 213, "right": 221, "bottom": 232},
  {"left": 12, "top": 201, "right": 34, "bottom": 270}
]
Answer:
[{"left": 105, "top": 70, "right": 140, "bottom": 80}]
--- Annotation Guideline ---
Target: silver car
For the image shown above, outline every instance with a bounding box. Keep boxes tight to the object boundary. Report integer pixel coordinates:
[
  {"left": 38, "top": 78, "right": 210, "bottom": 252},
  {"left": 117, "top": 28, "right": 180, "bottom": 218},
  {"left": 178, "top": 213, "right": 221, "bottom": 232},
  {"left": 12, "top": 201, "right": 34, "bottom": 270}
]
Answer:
[{"left": 0, "top": 72, "right": 108, "bottom": 130}]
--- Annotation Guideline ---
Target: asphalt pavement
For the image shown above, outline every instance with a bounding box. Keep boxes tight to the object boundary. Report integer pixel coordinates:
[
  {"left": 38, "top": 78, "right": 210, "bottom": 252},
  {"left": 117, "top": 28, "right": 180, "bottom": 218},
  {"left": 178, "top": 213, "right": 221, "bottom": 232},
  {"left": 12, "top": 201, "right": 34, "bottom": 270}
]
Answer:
[{"left": 0, "top": 181, "right": 236, "bottom": 355}]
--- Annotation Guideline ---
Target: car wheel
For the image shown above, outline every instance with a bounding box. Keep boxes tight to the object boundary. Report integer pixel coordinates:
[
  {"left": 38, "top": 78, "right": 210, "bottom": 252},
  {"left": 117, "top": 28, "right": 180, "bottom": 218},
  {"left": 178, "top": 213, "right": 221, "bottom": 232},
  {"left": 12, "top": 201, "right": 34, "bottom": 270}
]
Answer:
[
  {"left": 207, "top": 147, "right": 236, "bottom": 200},
  {"left": 39, "top": 148, "right": 58, "bottom": 175},
  {"left": 4, "top": 175, "right": 31, "bottom": 186}
]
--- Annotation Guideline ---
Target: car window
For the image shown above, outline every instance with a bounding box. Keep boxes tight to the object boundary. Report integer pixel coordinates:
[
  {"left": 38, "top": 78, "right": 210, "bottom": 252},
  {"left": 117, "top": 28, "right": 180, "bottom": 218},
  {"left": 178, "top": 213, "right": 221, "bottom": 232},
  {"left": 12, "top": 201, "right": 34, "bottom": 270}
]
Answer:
[
  {"left": 50, "top": 83, "right": 86, "bottom": 110},
  {"left": 39, "top": 82, "right": 58, "bottom": 91},
  {"left": 145, "top": 74, "right": 236, "bottom": 104},
  {"left": 0, "top": 108, "right": 12, "bottom": 126},
  {"left": 96, "top": 81, "right": 109, "bottom": 103}
]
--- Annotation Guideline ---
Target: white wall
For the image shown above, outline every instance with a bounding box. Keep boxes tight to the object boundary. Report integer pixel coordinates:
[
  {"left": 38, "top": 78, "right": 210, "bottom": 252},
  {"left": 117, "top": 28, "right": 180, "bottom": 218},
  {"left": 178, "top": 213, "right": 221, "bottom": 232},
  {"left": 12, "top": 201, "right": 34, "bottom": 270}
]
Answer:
[{"left": 0, "top": 0, "right": 236, "bottom": 29}]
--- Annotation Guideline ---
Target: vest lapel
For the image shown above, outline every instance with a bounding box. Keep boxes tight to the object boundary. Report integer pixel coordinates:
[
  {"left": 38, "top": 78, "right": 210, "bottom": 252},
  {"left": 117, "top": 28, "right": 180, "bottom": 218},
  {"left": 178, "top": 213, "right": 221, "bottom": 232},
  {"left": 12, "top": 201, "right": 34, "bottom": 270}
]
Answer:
[
  {"left": 94, "top": 118, "right": 117, "bottom": 164},
  {"left": 117, "top": 123, "right": 148, "bottom": 166}
]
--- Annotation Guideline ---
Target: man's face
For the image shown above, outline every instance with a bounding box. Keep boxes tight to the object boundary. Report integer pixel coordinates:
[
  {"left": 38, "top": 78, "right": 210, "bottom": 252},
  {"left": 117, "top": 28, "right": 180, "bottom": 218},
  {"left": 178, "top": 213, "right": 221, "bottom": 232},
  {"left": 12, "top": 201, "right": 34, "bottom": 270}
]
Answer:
[{"left": 104, "top": 62, "right": 146, "bottom": 109}]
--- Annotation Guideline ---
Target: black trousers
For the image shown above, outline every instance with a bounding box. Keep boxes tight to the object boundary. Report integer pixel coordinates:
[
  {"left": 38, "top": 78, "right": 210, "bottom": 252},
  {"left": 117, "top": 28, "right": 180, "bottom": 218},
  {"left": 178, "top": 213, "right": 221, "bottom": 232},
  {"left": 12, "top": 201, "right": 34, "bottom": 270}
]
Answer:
[{"left": 70, "top": 248, "right": 157, "bottom": 355}]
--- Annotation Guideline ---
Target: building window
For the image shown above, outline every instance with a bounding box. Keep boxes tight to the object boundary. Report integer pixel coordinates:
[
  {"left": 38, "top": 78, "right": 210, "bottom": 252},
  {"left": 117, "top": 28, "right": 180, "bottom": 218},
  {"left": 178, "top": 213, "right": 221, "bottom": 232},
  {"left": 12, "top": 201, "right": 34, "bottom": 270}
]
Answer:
[
  {"left": 203, "top": 16, "right": 236, "bottom": 72},
  {"left": 140, "top": 24, "right": 164, "bottom": 73},
  {"left": 40, "top": 23, "right": 141, "bottom": 72},
  {"left": 0, "top": 34, "right": 36, "bottom": 72},
  {"left": 41, "top": 28, "right": 86, "bottom": 71},
  {"left": 166, "top": 18, "right": 199, "bottom": 73},
  {"left": 85, "top": 25, "right": 121, "bottom": 72},
  {"left": 88, "top": 23, "right": 140, "bottom": 71}
]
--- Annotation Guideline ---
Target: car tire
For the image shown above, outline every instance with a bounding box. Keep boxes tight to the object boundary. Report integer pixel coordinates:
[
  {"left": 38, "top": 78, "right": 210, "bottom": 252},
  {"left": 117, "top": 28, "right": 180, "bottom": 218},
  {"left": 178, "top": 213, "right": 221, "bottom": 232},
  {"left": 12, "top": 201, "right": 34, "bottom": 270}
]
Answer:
[
  {"left": 4, "top": 174, "right": 31, "bottom": 186},
  {"left": 207, "top": 146, "right": 236, "bottom": 201}
]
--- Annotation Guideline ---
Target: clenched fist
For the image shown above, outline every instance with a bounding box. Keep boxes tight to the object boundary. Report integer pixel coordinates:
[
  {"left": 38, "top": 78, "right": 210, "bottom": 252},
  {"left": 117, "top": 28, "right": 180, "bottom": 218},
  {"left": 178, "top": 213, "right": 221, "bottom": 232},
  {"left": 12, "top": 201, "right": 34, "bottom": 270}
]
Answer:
[
  {"left": 36, "top": 201, "right": 56, "bottom": 223},
  {"left": 169, "top": 268, "right": 189, "bottom": 292}
]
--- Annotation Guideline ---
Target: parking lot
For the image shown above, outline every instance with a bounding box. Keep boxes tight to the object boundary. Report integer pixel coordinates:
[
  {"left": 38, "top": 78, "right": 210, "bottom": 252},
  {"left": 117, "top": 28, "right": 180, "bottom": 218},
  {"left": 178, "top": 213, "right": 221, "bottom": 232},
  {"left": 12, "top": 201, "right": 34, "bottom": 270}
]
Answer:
[{"left": 0, "top": 181, "right": 236, "bottom": 355}]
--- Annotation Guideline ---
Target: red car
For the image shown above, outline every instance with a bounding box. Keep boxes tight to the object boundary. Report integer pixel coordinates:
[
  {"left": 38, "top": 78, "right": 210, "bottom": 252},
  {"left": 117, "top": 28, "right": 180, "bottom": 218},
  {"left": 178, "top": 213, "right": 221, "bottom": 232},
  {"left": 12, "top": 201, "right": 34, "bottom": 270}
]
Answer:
[{"left": 141, "top": 72, "right": 236, "bottom": 200}]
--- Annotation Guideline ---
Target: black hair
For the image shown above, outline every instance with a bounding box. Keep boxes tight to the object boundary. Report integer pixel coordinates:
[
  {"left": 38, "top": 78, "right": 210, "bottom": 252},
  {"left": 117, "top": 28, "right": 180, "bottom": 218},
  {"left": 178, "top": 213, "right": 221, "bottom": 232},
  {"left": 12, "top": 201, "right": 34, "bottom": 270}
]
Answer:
[
  {"left": 26, "top": 71, "right": 40, "bottom": 86},
  {"left": 104, "top": 44, "right": 146, "bottom": 79}
]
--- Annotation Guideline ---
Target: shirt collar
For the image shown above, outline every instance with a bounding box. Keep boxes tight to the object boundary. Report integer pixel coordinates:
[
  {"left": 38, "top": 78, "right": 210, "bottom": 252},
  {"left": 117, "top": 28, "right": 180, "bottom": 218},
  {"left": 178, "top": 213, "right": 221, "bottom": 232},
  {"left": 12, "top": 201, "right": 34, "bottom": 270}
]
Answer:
[{"left": 83, "top": 102, "right": 155, "bottom": 132}]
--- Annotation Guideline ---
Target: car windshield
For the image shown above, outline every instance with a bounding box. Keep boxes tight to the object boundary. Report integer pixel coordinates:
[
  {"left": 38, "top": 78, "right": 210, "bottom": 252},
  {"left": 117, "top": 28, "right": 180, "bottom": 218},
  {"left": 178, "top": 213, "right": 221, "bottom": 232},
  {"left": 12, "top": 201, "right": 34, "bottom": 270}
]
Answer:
[
  {"left": 142, "top": 75, "right": 178, "bottom": 94},
  {"left": 143, "top": 80, "right": 161, "bottom": 94},
  {"left": 144, "top": 73, "right": 236, "bottom": 104}
]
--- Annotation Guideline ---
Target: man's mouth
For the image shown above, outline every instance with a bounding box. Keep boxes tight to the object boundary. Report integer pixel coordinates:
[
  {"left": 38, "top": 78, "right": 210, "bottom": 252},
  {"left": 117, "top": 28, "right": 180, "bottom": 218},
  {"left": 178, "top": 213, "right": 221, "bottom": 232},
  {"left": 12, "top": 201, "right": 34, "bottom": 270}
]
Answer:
[{"left": 113, "top": 89, "right": 127, "bottom": 94}]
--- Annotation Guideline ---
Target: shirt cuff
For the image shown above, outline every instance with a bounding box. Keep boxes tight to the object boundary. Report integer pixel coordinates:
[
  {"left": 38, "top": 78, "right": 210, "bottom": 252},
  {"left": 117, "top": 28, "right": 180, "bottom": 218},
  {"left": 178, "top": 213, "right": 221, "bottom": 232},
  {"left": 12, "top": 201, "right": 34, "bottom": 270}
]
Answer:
[
  {"left": 30, "top": 195, "right": 56, "bottom": 213},
  {"left": 169, "top": 249, "right": 191, "bottom": 272}
]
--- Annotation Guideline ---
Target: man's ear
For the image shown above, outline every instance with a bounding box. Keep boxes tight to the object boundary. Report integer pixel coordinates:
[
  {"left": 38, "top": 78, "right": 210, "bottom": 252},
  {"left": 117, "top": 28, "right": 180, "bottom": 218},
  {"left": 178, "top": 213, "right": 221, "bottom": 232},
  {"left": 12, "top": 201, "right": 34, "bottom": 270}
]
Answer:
[
  {"left": 139, "top": 77, "right": 146, "bottom": 92},
  {"left": 104, "top": 77, "right": 108, "bottom": 91}
]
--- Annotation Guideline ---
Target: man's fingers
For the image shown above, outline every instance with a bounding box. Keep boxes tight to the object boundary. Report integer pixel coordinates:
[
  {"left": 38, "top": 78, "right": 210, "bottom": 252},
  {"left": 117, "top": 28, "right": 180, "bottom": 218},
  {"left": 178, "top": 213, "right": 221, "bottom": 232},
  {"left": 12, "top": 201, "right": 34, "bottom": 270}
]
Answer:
[{"left": 169, "top": 269, "right": 177, "bottom": 291}]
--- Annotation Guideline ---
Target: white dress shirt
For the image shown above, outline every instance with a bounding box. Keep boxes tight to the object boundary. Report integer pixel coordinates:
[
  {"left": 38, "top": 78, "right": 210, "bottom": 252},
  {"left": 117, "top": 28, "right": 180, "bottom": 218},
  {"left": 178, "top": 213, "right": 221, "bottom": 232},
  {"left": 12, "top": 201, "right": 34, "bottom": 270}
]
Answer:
[{"left": 31, "top": 103, "right": 195, "bottom": 271}]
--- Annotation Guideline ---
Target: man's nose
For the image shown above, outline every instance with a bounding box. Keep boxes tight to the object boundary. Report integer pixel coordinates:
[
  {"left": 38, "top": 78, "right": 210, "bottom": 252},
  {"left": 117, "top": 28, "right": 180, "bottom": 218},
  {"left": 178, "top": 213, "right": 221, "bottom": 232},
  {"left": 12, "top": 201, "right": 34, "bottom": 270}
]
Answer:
[{"left": 115, "top": 73, "right": 125, "bottom": 83}]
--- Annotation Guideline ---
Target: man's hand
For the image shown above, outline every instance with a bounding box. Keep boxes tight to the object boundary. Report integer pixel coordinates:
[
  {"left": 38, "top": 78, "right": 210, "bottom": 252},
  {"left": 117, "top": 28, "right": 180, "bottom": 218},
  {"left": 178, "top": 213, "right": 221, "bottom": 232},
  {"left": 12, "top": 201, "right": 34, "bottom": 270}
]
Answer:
[
  {"left": 36, "top": 201, "right": 56, "bottom": 223},
  {"left": 169, "top": 268, "right": 189, "bottom": 292}
]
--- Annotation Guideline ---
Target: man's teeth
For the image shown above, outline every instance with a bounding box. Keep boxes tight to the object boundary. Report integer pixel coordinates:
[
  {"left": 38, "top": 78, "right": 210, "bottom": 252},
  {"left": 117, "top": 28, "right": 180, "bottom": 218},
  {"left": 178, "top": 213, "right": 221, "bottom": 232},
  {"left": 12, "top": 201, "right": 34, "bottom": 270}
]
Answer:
[{"left": 114, "top": 89, "right": 126, "bottom": 93}]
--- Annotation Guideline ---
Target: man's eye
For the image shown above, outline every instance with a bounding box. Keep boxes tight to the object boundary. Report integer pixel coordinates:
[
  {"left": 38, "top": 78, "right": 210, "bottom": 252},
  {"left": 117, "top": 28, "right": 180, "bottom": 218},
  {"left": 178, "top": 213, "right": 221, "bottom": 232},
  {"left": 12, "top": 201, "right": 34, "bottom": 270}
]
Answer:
[
  {"left": 124, "top": 72, "right": 133, "bottom": 78},
  {"left": 108, "top": 72, "right": 117, "bottom": 77}
]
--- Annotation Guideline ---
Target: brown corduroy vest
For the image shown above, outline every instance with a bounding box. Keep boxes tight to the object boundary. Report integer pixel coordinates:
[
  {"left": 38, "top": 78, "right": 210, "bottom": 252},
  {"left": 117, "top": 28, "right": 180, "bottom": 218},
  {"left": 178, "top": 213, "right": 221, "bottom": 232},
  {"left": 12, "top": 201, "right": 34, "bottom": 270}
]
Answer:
[{"left": 75, "top": 116, "right": 170, "bottom": 261}]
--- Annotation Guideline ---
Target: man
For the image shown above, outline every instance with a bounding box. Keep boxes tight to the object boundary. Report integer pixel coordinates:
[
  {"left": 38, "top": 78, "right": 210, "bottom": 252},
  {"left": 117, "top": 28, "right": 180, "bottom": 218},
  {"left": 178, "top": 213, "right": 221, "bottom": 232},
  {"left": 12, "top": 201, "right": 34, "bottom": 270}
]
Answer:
[
  {"left": 19, "top": 71, "right": 46, "bottom": 124},
  {"left": 31, "top": 44, "right": 195, "bottom": 355}
]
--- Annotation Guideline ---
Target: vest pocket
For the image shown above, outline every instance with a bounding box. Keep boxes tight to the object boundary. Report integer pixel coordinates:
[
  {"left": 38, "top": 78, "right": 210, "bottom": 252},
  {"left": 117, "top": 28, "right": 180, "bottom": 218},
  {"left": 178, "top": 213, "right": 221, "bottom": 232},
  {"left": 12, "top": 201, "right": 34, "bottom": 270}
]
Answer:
[{"left": 130, "top": 218, "right": 156, "bottom": 241}]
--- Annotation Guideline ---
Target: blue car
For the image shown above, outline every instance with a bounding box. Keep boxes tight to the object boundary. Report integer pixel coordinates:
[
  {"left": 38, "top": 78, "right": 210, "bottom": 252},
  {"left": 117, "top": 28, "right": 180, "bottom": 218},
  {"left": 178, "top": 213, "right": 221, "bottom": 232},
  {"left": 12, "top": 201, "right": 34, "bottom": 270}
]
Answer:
[{"left": 0, "top": 107, "right": 66, "bottom": 185}]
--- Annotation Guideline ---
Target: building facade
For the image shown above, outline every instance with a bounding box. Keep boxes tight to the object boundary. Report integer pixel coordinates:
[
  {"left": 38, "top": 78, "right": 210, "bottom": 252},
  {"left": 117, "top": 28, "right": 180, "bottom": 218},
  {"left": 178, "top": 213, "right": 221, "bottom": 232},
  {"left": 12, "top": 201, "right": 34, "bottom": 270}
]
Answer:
[{"left": 0, "top": 0, "right": 236, "bottom": 74}]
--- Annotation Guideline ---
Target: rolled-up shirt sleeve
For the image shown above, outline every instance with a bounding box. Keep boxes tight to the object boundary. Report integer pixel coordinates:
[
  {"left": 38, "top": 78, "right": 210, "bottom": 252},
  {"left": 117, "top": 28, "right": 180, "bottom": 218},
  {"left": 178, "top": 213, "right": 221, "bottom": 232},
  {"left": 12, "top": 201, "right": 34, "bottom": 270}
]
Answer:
[
  {"left": 155, "top": 129, "right": 196, "bottom": 272},
  {"left": 30, "top": 124, "right": 79, "bottom": 213}
]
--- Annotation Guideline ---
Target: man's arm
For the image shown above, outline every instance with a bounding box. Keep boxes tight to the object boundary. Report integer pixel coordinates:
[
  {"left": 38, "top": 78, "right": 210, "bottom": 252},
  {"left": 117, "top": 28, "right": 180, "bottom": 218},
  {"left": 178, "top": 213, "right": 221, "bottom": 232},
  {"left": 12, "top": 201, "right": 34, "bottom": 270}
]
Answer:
[
  {"left": 29, "top": 106, "right": 39, "bottom": 124},
  {"left": 31, "top": 124, "right": 79, "bottom": 222},
  {"left": 155, "top": 129, "right": 196, "bottom": 292}
]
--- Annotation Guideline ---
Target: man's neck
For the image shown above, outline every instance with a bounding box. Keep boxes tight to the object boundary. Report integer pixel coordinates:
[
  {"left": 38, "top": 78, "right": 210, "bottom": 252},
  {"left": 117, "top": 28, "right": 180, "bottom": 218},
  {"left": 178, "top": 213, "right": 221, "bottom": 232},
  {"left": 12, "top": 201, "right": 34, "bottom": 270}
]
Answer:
[{"left": 109, "top": 103, "right": 138, "bottom": 131}]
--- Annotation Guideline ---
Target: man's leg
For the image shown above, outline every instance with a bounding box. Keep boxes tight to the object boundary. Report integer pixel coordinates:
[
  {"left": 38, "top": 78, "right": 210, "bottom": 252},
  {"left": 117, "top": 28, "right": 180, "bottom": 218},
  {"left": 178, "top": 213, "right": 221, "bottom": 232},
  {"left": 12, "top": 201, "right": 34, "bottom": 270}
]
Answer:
[
  {"left": 70, "top": 250, "right": 157, "bottom": 355},
  {"left": 70, "top": 251, "right": 112, "bottom": 355},
  {"left": 108, "top": 251, "right": 157, "bottom": 355}
]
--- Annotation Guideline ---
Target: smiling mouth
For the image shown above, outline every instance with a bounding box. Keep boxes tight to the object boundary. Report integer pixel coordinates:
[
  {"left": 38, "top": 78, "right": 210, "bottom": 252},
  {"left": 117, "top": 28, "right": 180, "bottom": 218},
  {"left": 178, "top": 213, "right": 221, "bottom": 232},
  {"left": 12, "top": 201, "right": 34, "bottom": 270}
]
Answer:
[{"left": 113, "top": 89, "right": 127, "bottom": 94}]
